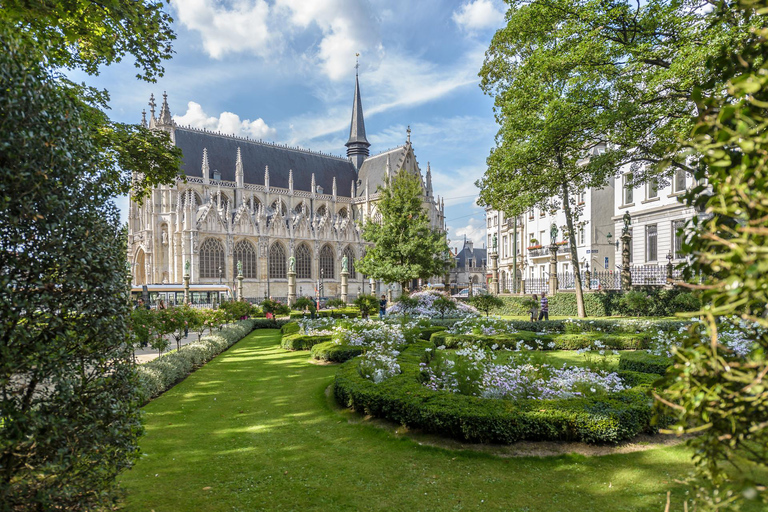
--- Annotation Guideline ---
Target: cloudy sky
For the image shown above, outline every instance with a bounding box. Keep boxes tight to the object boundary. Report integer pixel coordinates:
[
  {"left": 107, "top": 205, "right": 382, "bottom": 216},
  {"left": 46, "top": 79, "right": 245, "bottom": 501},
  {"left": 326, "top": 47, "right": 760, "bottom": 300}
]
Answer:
[{"left": 86, "top": 0, "right": 507, "bottom": 250}]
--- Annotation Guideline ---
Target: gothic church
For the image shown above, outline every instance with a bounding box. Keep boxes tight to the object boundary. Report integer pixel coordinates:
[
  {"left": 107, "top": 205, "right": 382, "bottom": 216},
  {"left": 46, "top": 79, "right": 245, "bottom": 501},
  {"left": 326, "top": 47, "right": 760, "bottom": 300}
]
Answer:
[{"left": 127, "top": 72, "right": 445, "bottom": 299}]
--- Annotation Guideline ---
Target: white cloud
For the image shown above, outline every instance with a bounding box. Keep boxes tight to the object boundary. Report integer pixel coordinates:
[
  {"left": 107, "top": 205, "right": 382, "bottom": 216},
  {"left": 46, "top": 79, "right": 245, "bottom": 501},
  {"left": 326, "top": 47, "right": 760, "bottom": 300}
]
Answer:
[
  {"left": 170, "top": 0, "right": 274, "bottom": 59},
  {"left": 174, "top": 101, "right": 276, "bottom": 139},
  {"left": 453, "top": 0, "right": 505, "bottom": 32},
  {"left": 450, "top": 217, "right": 487, "bottom": 250}
]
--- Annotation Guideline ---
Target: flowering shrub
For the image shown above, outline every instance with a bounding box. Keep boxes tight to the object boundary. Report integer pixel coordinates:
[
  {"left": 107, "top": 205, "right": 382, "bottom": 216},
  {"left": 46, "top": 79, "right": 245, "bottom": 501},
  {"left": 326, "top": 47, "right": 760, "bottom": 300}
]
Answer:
[
  {"left": 646, "top": 317, "right": 759, "bottom": 358},
  {"left": 358, "top": 348, "right": 401, "bottom": 383},
  {"left": 420, "top": 345, "right": 626, "bottom": 400},
  {"left": 387, "top": 290, "right": 477, "bottom": 318},
  {"left": 332, "top": 319, "right": 406, "bottom": 348},
  {"left": 447, "top": 316, "right": 515, "bottom": 336},
  {"left": 298, "top": 317, "right": 336, "bottom": 336}
]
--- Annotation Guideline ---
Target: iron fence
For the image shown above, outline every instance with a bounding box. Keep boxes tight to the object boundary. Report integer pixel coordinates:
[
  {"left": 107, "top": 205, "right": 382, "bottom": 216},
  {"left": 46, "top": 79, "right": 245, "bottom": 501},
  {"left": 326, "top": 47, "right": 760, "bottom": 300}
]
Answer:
[
  {"left": 525, "top": 278, "right": 548, "bottom": 294},
  {"left": 589, "top": 271, "right": 621, "bottom": 290}
]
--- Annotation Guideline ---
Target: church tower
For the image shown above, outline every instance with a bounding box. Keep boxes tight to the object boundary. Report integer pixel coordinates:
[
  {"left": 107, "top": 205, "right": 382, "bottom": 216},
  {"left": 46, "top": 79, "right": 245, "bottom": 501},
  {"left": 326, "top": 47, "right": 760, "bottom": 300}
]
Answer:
[{"left": 345, "top": 62, "right": 370, "bottom": 171}]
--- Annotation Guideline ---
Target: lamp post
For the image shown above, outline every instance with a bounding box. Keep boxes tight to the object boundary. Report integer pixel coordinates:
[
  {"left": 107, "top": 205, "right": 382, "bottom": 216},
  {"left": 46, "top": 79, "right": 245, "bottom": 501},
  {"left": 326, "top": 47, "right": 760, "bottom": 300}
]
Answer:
[
  {"left": 218, "top": 265, "right": 222, "bottom": 285},
  {"left": 666, "top": 251, "right": 674, "bottom": 283}
]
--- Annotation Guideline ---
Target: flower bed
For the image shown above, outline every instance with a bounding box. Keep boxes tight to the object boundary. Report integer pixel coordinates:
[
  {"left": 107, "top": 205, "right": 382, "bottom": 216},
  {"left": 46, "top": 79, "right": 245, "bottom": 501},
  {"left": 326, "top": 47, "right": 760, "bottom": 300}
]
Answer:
[
  {"left": 430, "top": 331, "right": 650, "bottom": 351},
  {"left": 387, "top": 290, "right": 478, "bottom": 317},
  {"left": 333, "top": 341, "right": 662, "bottom": 444}
]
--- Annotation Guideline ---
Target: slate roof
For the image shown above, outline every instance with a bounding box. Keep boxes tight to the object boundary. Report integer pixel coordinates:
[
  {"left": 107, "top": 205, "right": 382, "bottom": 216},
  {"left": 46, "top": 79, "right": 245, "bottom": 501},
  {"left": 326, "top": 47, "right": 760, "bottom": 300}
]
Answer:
[
  {"left": 175, "top": 127, "right": 358, "bottom": 197},
  {"left": 346, "top": 73, "right": 370, "bottom": 147},
  {"left": 455, "top": 241, "right": 487, "bottom": 269},
  {"left": 356, "top": 146, "right": 406, "bottom": 196}
]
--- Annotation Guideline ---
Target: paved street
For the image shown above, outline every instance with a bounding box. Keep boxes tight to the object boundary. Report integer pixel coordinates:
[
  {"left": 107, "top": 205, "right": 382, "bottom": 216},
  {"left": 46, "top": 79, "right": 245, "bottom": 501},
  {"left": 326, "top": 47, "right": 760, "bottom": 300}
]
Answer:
[{"left": 133, "top": 329, "right": 210, "bottom": 364}]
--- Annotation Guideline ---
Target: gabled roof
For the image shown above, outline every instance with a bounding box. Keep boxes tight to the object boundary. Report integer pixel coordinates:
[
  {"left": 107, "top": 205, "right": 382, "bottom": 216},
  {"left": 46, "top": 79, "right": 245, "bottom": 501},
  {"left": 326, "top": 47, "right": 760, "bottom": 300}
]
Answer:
[
  {"left": 174, "top": 127, "right": 357, "bottom": 197},
  {"left": 455, "top": 241, "right": 487, "bottom": 269},
  {"left": 356, "top": 146, "right": 406, "bottom": 196}
]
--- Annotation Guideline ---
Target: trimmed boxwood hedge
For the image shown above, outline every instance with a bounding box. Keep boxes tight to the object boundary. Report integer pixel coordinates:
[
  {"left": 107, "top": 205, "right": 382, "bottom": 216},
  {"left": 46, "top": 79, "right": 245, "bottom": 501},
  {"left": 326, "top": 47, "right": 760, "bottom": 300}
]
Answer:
[
  {"left": 289, "top": 308, "right": 360, "bottom": 319},
  {"left": 429, "top": 331, "right": 650, "bottom": 350},
  {"left": 281, "top": 333, "right": 332, "bottom": 351},
  {"left": 333, "top": 342, "right": 664, "bottom": 444},
  {"left": 618, "top": 352, "right": 672, "bottom": 375},
  {"left": 418, "top": 326, "right": 447, "bottom": 340},
  {"left": 310, "top": 341, "right": 363, "bottom": 363}
]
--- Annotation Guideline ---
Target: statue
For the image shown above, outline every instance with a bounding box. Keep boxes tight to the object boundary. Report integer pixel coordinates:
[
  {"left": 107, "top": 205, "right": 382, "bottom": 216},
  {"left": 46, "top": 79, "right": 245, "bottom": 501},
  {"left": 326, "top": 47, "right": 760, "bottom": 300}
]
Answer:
[
  {"left": 342, "top": 255, "right": 348, "bottom": 273},
  {"left": 622, "top": 211, "right": 632, "bottom": 235},
  {"left": 550, "top": 223, "right": 558, "bottom": 243},
  {"left": 184, "top": 260, "right": 190, "bottom": 275},
  {"left": 161, "top": 230, "right": 168, "bottom": 245},
  {"left": 289, "top": 256, "right": 296, "bottom": 273},
  {"left": 237, "top": 260, "right": 243, "bottom": 277},
  {"left": 492, "top": 233, "right": 497, "bottom": 251}
]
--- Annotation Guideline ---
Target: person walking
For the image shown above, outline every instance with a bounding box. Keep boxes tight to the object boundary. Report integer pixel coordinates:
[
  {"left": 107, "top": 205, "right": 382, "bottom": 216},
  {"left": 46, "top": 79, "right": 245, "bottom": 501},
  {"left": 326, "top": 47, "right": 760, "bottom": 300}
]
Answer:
[
  {"left": 379, "top": 294, "right": 387, "bottom": 320},
  {"left": 529, "top": 294, "right": 539, "bottom": 322},
  {"left": 537, "top": 291, "right": 549, "bottom": 322},
  {"left": 157, "top": 299, "right": 167, "bottom": 311}
]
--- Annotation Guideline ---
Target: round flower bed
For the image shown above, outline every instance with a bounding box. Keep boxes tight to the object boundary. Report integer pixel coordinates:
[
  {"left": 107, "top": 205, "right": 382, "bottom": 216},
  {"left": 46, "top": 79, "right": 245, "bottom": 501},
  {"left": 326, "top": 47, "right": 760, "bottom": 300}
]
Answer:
[{"left": 333, "top": 341, "right": 663, "bottom": 445}]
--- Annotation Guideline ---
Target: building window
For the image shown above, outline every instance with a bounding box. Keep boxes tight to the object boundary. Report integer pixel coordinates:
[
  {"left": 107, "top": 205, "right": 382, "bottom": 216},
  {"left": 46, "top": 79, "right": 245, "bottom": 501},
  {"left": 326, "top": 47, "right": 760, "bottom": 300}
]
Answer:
[
  {"left": 319, "top": 245, "right": 335, "bottom": 279},
  {"left": 342, "top": 246, "right": 356, "bottom": 279},
  {"left": 295, "top": 243, "right": 312, "bottom": 279},
  {"left": 199, "top": 238, "right": 225, "bottom": 279},
  {"left": 673, "top": 220, "right": 685, "bottom": 259},
  {"left": 487, "top": 218, "right": 492, "bottom": 228},
  {"left": 646, "top": 224, "right": 658, "bottom": 262},
  {"left": 579, "top": 227, "right": 585, "bottom": 245},
  {"left": 269, "top": 242, "right": 286, "bottom": 279},
  {"left": 493, "top": 216, "right": 498, "bottom": 226},
  {"left": 540, "top": 230, "right": 545, "bottom": 245},
  {"left": 529, "top": 209, "right": 534, "bottom": 220},
  {"left": 647, "top": 178, "right": 659, "bottom": 199},
  {"left": 624, "top": 174, "right": 634, "bottom": 205},
  {"left": 502, "top": 235, "right": 508, "bottom": 258},
  {"left": 234, "top": 240, "right": 258, "bottom": 278},
  {"left": 675, "top": 169, "right": 687, "bottom": 193},
  {"left": 578, "top": 191, "right": 585, "bottom": 204},
  {"left": 468, "top": 259, "right": 473, "bottom": 268}
]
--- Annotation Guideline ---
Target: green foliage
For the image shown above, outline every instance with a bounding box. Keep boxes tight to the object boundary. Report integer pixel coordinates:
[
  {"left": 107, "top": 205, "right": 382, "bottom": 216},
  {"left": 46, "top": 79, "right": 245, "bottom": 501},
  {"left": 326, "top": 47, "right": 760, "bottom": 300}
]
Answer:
[
  {"left": 289, "top": 308, "right": 360, "bottom": 319},
  {"left": 353, "top": 294, "right": 379, "bottom": 318},
  {"left": 326, "top": 298, "right": 347, "bottom": 309},
  {"left": 218, "top": 300, "right": 252, "bottom": 323},
  {"left": 280, "top": 333, "right": 332, "bottom": 351},
  {"left": 430, "top": 331, "right": 649, "bottom": 351},
  {"left": 293, "top": 296, "right": 317, "bottom": 314},
  {"left": 619, "top": 352, "right": 672, "bottom": 376},
  {"left": 356, "top": 168, "right": 451, "bottom": 290},
  {"left": 655, "top": 1, "right": 768, "bottom": 506},
  {"left": 432, "top": 295, "right": 458, "bottom": 319},
  {"left": 467, "top": 294, "right": 504, "bottom": 317},
  {"left": 310, "top": 342, "right": 363, "bottom": 363},
  {"left": 334, "top": 344, "right": 662, "bottom": 444},
  {"left": 617, "top": 291, "right": 654, "bottom": 317},
  {"left": 137, "top": 320, "right": 255, "bottom": 400},
  {"left": 281, "top": 322, "right": 301, "bottom": 335},
  {"left": 418, "top": 326, "right": 447, "bottom": 341},
  {"left": 260, "top": 298, "right": 291, "bottom": 319},
  {"left": 0, "top": 29, "right": 146, "bottom": 509}
]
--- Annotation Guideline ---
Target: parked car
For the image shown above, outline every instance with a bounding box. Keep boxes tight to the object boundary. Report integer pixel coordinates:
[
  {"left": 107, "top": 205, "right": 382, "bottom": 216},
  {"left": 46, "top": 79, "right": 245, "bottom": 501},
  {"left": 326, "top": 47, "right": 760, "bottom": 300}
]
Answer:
[{"left": 452, "top": 286, "right": 487, "bottom": 298}]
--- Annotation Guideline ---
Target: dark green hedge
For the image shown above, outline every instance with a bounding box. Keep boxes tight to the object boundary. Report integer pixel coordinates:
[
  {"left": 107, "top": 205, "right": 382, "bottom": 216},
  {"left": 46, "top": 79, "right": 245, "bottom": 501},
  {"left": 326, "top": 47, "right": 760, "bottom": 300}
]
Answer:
[
  {"left": 281, "top": 333, "right": 332, "bottom": 351},
  {"left": 333, "top": 342, "right": 663, "bottom": 444},
  {"left": 251, "top": 318, "right": 291, "bottom": 329},
  {"left": 418, "top": 326, "right": 446, "bottom": 340},
  {"left": 310, "top": 341, "right": 363, "bottom": 363},
  {"left": 281, "top": 321, "right": 300, "bottom": 335},
  {"left": 492, "top": 288, "right": 701, "bottom": 317},
  {"left": 618, "top": 352, "right": 672, "bottom": 375},
  {"left": 429, "top": 331, "right": 650, "bottom": 350},
  {"left": 289, "top": 308, "right": 360, "bottom": 319}
]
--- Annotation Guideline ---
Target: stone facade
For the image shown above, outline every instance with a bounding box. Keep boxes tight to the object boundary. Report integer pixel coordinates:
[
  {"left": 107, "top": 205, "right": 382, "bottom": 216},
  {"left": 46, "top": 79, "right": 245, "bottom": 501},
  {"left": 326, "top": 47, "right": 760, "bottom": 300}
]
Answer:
[{"left": 128, "top": 78, "right": 445, "bottom": 300}]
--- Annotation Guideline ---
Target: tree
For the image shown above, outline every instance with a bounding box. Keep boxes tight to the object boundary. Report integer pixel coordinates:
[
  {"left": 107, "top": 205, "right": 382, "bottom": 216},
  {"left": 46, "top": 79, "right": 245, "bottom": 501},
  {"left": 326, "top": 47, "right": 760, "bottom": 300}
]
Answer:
[
  {"left": 293, "top": 297, "right": 317, "bottom": 317},
  {"left": 188, "top": 308, "right": 209, "bottom": 341},
  {"left": 260, "top": 299, "right": 290, "bottom": 323},
  {"left": 432, "top": 295, "right": 457, "bottom": 320},
  {"left": 656, "top": 1, "right": 768, "bottom": 507},
  {"left": 467, "top": 294, "right": 504, "bottom": 318},
  {"left": 356, "top": 168, "right": 451, "bottom": 293},
  {"left": 326, "top": 298, "right": 346, "bottom": 309},
  {"left": 477, "top": 2, "right": 622, "bottom": 317},
  {"left": 353, "top": 295, "right": 379, "bottom": 319},
  {"left": 219, "top": 300, "right": 251, "bottom": 323}
]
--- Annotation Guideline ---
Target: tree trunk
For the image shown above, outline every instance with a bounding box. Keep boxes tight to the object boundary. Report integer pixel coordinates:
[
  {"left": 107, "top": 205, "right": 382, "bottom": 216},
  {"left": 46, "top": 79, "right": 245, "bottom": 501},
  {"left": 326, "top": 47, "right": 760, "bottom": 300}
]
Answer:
[{"left": 561, "top": 181, "right": 587, "bottom": 318}]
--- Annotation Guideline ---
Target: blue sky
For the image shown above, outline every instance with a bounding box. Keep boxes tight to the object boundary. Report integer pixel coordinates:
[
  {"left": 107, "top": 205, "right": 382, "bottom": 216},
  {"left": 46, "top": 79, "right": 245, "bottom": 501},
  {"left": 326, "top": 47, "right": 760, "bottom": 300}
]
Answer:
[{"left": 86, "top": 0, "right": 507, "bottom": 250}]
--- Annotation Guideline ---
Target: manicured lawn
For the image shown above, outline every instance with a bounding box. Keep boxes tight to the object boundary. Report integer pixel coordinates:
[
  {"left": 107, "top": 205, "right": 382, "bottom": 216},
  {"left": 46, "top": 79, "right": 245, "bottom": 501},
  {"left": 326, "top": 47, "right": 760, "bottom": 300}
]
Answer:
[{"left": 117, "top": 329, "right": 730, "bottom": 511}]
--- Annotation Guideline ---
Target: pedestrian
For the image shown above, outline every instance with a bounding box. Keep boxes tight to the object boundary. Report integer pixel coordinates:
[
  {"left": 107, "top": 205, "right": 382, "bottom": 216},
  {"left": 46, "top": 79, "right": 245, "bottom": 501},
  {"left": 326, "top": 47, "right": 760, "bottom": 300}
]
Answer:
[
  {"left": 538, "top": 291, "right": 549, "bottom": 322},
  {"left": 379, "top": 294, "right": 387, "bottom": 320},
  {"left": 157, "top": 299, "right": 167, "bottom": 310},
  {"left": 529, "top": 294, "right": 539, "bottom": 322}
]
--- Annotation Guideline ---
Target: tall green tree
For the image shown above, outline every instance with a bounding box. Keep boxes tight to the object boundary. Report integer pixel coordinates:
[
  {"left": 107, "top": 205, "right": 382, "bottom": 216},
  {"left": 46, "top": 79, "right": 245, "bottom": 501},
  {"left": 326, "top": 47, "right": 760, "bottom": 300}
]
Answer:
[
  {"left": 656, "top": 0, "right": 768, "bottom": 508},
  {"left": 356, "top": 168, "right": 451, "bottom": 293},
  {"left": 477, "top": 1, "right": 621, "bottom": 317},
  {"left": 0, "top": 2, "right": 180, "bottom": 508}
]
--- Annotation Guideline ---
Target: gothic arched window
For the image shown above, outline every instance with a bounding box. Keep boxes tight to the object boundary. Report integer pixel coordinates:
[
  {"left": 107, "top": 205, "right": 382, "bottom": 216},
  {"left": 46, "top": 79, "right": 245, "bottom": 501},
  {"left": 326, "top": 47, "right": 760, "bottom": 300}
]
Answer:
[
  {"left": 342, "top": 246, "right": 356, "bottom": 279},
  {"left": 214, "top": 191, "right": 230, "bottom": 211},
  {"left": 234, "top": 240, "right": 258, "bottom": 279},
  {"left": 271, "top": 200, "right": 287, "bottom": 216},
  {"left": 296, "top": 244, "right": 312, "bottom": 279},
  {"left": 317, "top": 205, "right": 327, "bottom": 217},
  {"left": 180, "top": 190, "right": 203, "bottom": 209},
  {"left": 269, "top": 242, "right": 286, "bottom": 279},
  {"left": 200, "top": 238, "right": 225, "bottom": 279},
  {"left": 319, "top": 245, "right": 335, "bottom": 279},
  {"left": 337, "top": 207, "right": 348, "bottom": 219}
]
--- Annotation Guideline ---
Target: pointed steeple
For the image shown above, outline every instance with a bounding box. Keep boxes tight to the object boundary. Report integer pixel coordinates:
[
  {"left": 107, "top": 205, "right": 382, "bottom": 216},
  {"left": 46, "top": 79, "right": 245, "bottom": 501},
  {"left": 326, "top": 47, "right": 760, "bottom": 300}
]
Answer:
[
  {"left": 288, "top": 169, "right": 294, "bottom": 193},
  {"left": 350, "top": 180, "right": 355, "bottom": 198},
  {"left": 345, "top": 60, "right": 370, "bottom": 171},
  {"left": 148, "top": 94, "right": 157, "bottom": 128},
  {"left": 158, "top": 91, "right": 173, "bottom": 126},
  {"left": 141, "top": 109, "right": 147, "bottom": 128},
  {"left": 311, "top": 173, "right": 316, "bottom": 197},
  {"left": 235, "top": 147, "right": 243, "bottom": 187},
  {"left": 426, "top": 162, "right": 433, "bottom": 197},
  {"left": 201, "top": 148, "right": 210, "bottom": 184},
  {"left": 264, "top": 165, "right": 270, "bottom": 191},
  {"left": 332, "top": 176, "right": 337, "bottom": 199}
]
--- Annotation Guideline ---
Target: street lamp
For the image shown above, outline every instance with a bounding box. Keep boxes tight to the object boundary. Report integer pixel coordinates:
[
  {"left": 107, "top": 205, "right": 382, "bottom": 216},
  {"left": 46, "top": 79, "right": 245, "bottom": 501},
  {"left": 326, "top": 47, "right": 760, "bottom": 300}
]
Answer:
[{"left": 218, "top": 265, "right": 222, "bottom": 285}]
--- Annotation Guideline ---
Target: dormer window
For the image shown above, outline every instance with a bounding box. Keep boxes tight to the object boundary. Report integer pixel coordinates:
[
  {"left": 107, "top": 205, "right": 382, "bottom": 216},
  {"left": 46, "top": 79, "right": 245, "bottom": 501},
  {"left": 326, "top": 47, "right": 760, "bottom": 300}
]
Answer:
[
  {"left": 213, "top": 170, "right": 221, "bottom": 181},
  {"left": 316, "top": 185, "right": 324, "bottom": 194}
]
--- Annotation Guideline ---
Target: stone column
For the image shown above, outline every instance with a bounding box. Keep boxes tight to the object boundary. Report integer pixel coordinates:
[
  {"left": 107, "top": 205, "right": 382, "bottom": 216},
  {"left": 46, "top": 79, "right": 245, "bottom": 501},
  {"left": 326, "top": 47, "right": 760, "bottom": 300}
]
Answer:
[
  {"left": 548, "top": 244, "right": 559, "bottom": 296},
  {"left": 237, "top": 274, "right": 244, "bottom": 301},
  {"left": 183, "top": 271, "right": 190, "bottom": 304},
  {"left": 621, "top": 231, "right": 632, "bottom": 290},
  {"left": 490, "top": 252, "right": 500, "bottom": 295},
  {"left": 287, "top": 271, "right": 296, "bottom": 307},
  {"left": 584, "top": 268, "right": 592, "bottom": 291},
  {"left": 369, "top": 277, "right": 376, "bottom": 297},
  {"left": 340, "top": 270, "right": 349, "bottom": 304}
]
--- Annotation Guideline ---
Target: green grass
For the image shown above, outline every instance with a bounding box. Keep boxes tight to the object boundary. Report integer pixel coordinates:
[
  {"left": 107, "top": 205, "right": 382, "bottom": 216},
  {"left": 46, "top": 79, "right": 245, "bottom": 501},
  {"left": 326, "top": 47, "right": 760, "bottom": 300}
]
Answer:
[{"left": 117, "top": 329, "right": 742, "bottom": 511}]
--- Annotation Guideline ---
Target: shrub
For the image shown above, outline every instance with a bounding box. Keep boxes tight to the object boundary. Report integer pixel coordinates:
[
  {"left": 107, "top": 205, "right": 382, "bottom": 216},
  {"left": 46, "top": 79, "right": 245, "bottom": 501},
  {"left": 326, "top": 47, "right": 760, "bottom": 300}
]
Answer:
[
  {"left": 281, "top": 333, "right": 332, "bottom": 351},
  {"left": 310, "top": 341, "right": 363, "bottom": 363},
  {"left": 326, "top": 298, "right": 347, "bottom": 309},
  {"left": 467, "top": 294, "right": 505, "bottom": 317},
  {"left": 618, "top": 352, "right": 672, "bottom": 376},
  {"left": 136, "top": 320, "right": 255, "bottom": 400},
  {"left": 333, "top": 343, "right": 663, "bottom": 444},
  {"left": 289, "top": 308, "right": 360, "bottom": 319},
  {"left": 618, "top": 291, "right": 654, "bottom": 316},
  {"left": 670, "top": 292, "right": 701, "bottom": 313},
  {"left": 430, "top": 331, "right": 649, "bottom": 351},
  {"left": 219, "top": 300, "right": 252, "bottom": 322},
  {"left": 353, "top": 294, "right": 379, "bottom": 318},
  {"left": 418, "top": 326, "right": 446, "bottom": 341},
  {"left": 281, "top": 322, "right": 301, "bottom": 335},
  {"left": 293, "top": 296, "right": 317, "bottom": 314}
]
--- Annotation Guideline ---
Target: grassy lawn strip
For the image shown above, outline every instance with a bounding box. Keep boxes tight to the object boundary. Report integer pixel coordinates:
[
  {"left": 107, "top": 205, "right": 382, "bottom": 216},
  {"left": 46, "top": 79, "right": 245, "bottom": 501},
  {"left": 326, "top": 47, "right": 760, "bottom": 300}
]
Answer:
[{"left": 117, "top": 329, "right": 758, "bottom": 511}]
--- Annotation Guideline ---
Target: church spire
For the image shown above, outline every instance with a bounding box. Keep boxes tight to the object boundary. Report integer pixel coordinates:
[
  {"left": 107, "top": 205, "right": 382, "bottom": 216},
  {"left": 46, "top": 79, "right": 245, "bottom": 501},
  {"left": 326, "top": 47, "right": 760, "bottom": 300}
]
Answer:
[
  {"left": 345, "top": 57, "right": 370, "bottom": 171},
  {"left": 158, "top": 91, "right": 173, "bottom": 126},
  {"left": 201, "top": 148, "right": 210, "bottom": 184},
  {"left": 426, "top": 162, "right": 433, "bottom": 197}
]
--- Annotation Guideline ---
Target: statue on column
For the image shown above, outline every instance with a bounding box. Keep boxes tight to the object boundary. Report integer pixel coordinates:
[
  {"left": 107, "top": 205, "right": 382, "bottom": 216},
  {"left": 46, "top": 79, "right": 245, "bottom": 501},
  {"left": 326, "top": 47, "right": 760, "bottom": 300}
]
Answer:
[
  {"left": 237, "top": 260, "right": 243, "bottom": 277},
  {"left": 492, "top": 233, "right": 497, "bottom": 252},
  {"left": 550, "top": 223, "right": 559, "bottom": 243},
  {"left": 342, "top": 255, "right": 348, "bottom": 273},
  {"left": 184, "top": 259, "right": 190, "bottom": 275},
  {"left": 289, "top": 255, "right": 296, "bottom": 273}
]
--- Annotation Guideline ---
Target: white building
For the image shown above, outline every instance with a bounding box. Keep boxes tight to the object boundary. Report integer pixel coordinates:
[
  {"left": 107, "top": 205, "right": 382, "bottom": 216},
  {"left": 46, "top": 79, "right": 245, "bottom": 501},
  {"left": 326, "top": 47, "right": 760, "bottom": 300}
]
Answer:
[{"left": 613, "top": 165, "right": 695, "bottom": 270}]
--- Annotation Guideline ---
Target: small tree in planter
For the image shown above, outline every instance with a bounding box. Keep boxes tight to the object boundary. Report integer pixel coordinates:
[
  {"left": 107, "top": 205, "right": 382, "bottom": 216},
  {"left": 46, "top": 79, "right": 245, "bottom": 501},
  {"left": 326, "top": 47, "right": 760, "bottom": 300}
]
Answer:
[
  {"left": 160, "top": 307, "right": 188, "bottom": 351},
  {"left": 353, "top": 294, "right": 379, "bottom": 319},
  {"left": 219, "top": 300, "right": 251, "bottom": 323},
  {"left": 189, "top": 308, "right": 210, "bottom": 341},
  {"left": 129, "top": 306, "right": 158, "bottom": 353},
  {"left": 261, "top": 298, "right": 291, "bottom": 324},
  {"left": 293, "top": 296, "right": 317, "bottom": 318},
  {"left": 325, "top": 298, "right": 346, "bottom": 309},
  {"left": 396, "top": 295, "right": 420, "bottom": 321},
  {"left": 467, "top": 294, "right": 504, "bottom": 318},
  {"left": 432, "top": 295, "right": 457, "bottom": 320}
]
